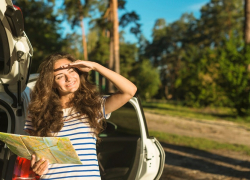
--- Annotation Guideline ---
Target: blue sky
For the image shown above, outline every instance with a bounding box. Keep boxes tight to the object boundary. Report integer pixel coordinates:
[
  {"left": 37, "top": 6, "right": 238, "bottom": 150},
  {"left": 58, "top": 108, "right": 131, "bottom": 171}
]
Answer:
[
  {"left": 60, "top": 0, "right": 210, "bottom": 43},
  {"left": 121, "top": 0, "right": 210, "bottom": 43}
]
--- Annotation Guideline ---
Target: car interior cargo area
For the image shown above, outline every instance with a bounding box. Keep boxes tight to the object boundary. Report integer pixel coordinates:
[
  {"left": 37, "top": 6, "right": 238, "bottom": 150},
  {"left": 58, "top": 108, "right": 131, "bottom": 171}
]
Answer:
[{"left": 97, "top": 102, "right": 142, "bottom": 180}]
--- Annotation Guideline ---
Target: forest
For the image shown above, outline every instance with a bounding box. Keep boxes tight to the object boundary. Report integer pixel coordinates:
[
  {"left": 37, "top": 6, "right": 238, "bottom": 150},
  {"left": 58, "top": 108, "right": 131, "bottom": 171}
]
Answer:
[{"left": 13, "top": 0, "right": 250, "bottom": 117}]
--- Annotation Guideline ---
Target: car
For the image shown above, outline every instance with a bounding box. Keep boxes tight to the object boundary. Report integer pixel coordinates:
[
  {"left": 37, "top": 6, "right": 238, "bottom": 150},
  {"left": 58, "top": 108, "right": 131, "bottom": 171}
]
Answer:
[{"left": 0, "top": 0, "right": 165, "bottom": 179}]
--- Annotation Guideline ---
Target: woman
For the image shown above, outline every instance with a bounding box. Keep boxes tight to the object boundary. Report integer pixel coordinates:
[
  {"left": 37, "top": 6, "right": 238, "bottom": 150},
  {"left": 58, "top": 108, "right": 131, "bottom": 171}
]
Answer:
[{"left": 24, "top": 52, "right": 137, "bottom": 179}]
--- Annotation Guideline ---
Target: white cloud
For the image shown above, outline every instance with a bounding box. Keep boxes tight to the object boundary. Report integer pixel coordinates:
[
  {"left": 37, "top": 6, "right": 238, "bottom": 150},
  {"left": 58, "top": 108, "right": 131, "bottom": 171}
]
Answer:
[{"left": 188, "top": 2, "right": 207, "bottom": 12}]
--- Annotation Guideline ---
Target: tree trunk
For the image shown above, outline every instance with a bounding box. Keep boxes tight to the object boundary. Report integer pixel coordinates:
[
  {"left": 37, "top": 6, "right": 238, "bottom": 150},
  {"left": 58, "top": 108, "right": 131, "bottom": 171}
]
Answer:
[
  {"left": 107, "top": 0, "right": 120, "bottom": 93},
  {"left": 78, "top": 0, "right": 88, "bottom": 61},
  {"left": 80, "top": 16, "right": 88, "bottom": 61},
  {"left": 245, "top": 0, "right": 250, "bottom": 44},
  {"left": 108, "top": 32, "right": 115, "bottom": 92},
  {"left": 245, "top": 0, "right": 250, "bottom": 72},
  {"left": 112, "top": 0, "right": 120, "bottom": 74}
]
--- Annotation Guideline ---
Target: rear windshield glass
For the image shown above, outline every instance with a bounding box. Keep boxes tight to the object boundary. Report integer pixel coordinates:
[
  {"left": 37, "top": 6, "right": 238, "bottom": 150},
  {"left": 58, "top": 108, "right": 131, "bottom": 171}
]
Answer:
[
  {"left": 0, "top": 108, "right": 8, "bottom": 133},
  {"left": 0, "top": 107, "right": 9, "bottom": 177},
  {"left": 0, "top": 20, "right": 9, "bottom": 75},
  {"left": 0, "top": 25, "right": 4, "bottom": 74},
  {"left": 100, "top": 102, "right": 141, "bottom": 137}
]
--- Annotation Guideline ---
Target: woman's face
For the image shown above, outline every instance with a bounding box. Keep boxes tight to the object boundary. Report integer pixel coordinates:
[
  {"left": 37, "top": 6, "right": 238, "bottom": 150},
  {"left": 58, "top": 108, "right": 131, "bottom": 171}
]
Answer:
[{"left": 53, "top": 58, "right": 80, "bottom": 97}]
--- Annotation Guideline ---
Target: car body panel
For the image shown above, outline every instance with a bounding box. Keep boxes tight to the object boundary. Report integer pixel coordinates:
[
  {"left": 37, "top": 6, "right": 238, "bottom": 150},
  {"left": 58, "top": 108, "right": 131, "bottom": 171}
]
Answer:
[
  {"left": 0, "top": 0, "right": 33, "bottom": 93},
  {"left": 130, "top": 98, "right": 165, "bottom": 180}
]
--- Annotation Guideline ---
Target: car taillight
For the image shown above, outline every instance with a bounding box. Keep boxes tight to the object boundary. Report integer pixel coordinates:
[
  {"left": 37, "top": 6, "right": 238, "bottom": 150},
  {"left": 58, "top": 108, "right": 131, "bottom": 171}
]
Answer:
[
  {"left": 13, "top": 5, "right": 22, "bottom": 14},
  {"left": 12, "top": 156, "right": 40, "bottom": 180}
]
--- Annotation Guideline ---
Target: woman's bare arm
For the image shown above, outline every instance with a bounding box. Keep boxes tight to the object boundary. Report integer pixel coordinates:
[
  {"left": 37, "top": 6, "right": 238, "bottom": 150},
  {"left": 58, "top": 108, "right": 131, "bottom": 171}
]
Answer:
[{"left": 61, "top": 60, "right": 137, "bottom": 114}]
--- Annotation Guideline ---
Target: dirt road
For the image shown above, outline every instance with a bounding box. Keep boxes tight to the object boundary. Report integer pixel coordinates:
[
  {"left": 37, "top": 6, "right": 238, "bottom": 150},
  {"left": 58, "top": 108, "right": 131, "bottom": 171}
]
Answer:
[{"left": 144, "top": 112, "right": 250, "bottom": 180}]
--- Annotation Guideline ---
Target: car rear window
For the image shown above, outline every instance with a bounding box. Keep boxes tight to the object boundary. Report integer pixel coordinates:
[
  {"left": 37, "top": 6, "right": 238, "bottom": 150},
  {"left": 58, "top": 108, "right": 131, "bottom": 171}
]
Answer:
[
  {"left": 0, "top": 107, "right": 9, "bottom": 176},
  {"left": 0, "top": 20, "right": 10, "bottom": 75},
  {"left": 0, "top": 25, "right": 4, "bottom": 74},
  {"left": 101, "top": 102, "right": 141, "bottom": 137},
  {"left": 0, "top": 107, "right": 8, "bottom": 150},
  {"left": 0, "top": 108, "right": 8, "bottom": 133}
]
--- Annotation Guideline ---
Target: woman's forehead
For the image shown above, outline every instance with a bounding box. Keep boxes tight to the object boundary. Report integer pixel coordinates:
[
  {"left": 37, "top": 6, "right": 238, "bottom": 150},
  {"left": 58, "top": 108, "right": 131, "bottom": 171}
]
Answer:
[
  {"left": 54, "top": 58, "right": 71, "bottom": 69},
  {"left": 53, "top": 58, "right": 72, "bottom": 75}
]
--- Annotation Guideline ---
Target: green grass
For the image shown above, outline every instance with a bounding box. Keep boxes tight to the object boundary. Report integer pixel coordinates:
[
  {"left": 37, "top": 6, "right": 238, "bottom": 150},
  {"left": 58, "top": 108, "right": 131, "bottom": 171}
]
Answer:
[
  {"left": 142, "top": 101, "right": 250, "bottom": 155},
  {"left": 142, "top": 101, "right": 250, "bottom": 126},
  {"left": 150, "top": 130, "right": 250, "bottom": 156}
]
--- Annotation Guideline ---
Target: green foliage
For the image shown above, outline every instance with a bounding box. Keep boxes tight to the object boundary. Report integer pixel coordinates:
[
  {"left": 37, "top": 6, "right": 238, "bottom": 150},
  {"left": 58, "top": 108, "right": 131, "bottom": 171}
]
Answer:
[
  {"left": 175, "top": 37, "right": 250, "bottom": 116},
  {"left": 145, "top": 13, "right": 197, "bottom": 99},
  {"left": 119, "top": 43, "right": 137, "bottom": 79},
  {"left": 216, "top": 38, "right": 250, "bottom": 116},
  {"left": 131, "top": 60, "right": 161, "bottom": 99},
  {"left": 14, "top": 0, "right": 67, "bottom": 73},
  {"left": 119, "top": 11, "right": 141, "bottom": 37},
  {"left": 89, "top": 35, "right": 110, "bottom": 65},
  {"left": 119, "top": 42, "right": 160, "bottom": 99},
  {"left": 87, "top": 31, "right": 160, "bottom": 99},
  {"left": 62, "top": 33, "right": 84, "bottom": 60},
  {"left": 176, "top": 46, "right": 225, "bottom": 107},
  {"left": 118, "top": 0, "right": 141, "bottom": 38},
  {"left": 61, "top": 0, "right": 98, "bottom": 28},
  {"left": 143, "top": 0, "right": 249, "bottom": 116},
  {"left": 87, "top": 30, "right": 99, "bottom": 53},
  {"left": 198, "top": 0, "right": 244, "bottom": 47}
]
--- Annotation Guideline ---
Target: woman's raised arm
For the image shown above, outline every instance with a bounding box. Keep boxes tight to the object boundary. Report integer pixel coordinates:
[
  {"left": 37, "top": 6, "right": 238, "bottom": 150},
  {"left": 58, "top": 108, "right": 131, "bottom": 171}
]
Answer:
[{"left": 60, "top": 60, "right": 137, "bottom": 114}]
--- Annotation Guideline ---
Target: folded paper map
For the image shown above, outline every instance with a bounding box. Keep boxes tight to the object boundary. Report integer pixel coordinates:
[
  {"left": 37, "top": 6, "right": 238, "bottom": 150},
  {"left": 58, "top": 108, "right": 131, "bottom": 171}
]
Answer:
[{"left": 0, "top": 132, "right": 82, "bottom": 164}]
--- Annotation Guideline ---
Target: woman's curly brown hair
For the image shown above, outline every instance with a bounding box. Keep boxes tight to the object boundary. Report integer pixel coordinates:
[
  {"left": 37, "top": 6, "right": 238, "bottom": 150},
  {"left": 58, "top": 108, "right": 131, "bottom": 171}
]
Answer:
[{"left": 28, "top": 52, "right": 104, "bottom": 138}]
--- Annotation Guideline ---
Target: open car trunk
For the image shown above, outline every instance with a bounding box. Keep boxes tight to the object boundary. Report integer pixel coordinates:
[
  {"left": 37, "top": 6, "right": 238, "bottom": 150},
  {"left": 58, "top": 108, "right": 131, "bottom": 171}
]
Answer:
[{"left": 97, "top": 137, "right": 141, "bottom": 180}]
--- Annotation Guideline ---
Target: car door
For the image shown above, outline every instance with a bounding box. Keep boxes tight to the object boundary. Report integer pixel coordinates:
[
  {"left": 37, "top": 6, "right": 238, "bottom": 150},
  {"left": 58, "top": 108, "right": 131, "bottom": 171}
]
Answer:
[
  {"left": 0, "top": 1, "right": 33, "bottom": 179},
  {"left": 97, "top": 96, "right": 165, "bottom": 180}
]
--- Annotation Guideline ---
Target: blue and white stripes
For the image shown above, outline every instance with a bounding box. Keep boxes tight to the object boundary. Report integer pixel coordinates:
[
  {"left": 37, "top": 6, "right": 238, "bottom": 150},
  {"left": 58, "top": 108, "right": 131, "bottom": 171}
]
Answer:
[
  {"left": 23, "top": 97, "right": 111, "bottom": 180},
  {"left": 41, "top": 112, "right": 100, "bottom": 179}
]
